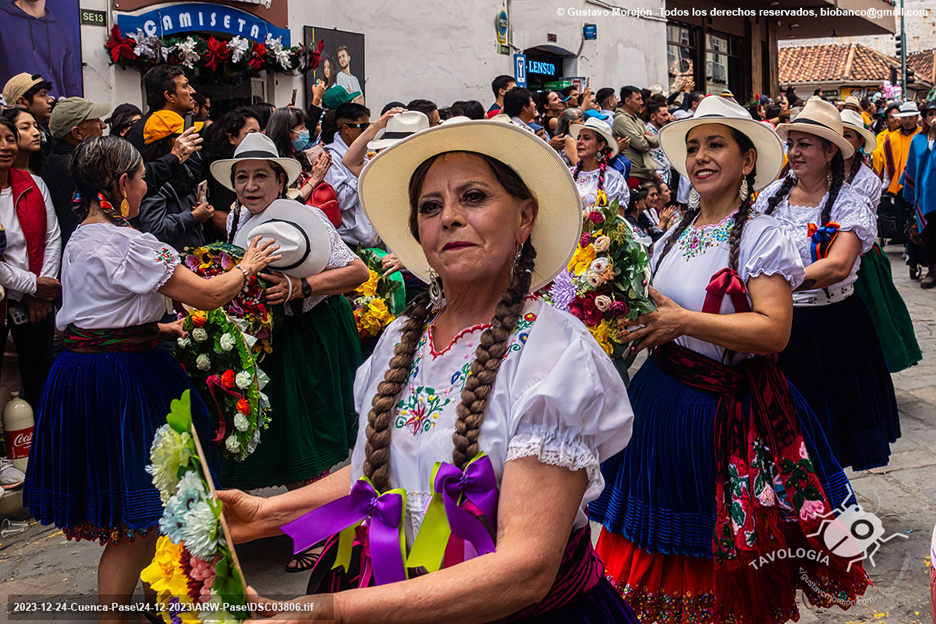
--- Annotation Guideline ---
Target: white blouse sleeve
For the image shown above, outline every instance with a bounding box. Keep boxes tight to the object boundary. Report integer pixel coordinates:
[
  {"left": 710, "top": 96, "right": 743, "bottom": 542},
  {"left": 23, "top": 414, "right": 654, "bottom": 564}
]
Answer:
[
  {"left": 751, "top": 179, "right": 783, "bottom": 214},
  {"left": 506, "top": 312, "right": 634, "bottom": 500},
  {"left": 605, "top": 169, "right": 628, "bottom": 210},
  {"left": 831, "top": 185, "right": 877, "bottom": 254},
  {"left": 739, "top": 218, "right": 806, "bottom": 290},
  {"left": 110, "top": 232, "right": 180, "bottom": 293},
  {"left": 849, "top": 168, "right": 882, "bottom": 214}
]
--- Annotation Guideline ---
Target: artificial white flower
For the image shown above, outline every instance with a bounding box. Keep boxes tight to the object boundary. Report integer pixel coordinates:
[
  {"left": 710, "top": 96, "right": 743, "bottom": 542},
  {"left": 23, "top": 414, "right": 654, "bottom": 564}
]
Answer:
[
  {"left": 177, "top": 37, "right": 201, "bottom": 69},
  {"left": 595, "top": 295, "right": 613, "bottom": 312},
  {"left": 235, "top": 371, "right": 252, "bottom": 389},
  {"left": 586, "top": 271, "right": 603, "bottom": 288},
  {"left": 264, "top": 33, "right": 284, "bottom": 53},
  {"left": 196, "top": 354, "right": 211, "bottom": 371},
  {"left": 181, "top": 499, "right": 220, "bottom": 559},
  {"left": 146, "top": 424, "right": 191, "bottom": 503},
  {"left": 219, "top": 333, "right": 236, "bottom": 351},
  {"left": 233, "top": 413, "right": 249, "bottom": 432},
  {"left": 225, "top": 434, "right": 240, "bottom": 453},
  {"left": 177, "top": 337, "right": 192, "bottom": 349},
  {"left": 246, "top": 428, "right": 261, "bottom": 454},
  {"left": 593, "top": 236, "right": 611, "bottom": 252},
  {"left": 228, "top": 35, "right": 250, "bottom": 63},
  {"left": 192, "top": 328, "right": 208, "bottom": 343},
  {"left": 589, "top": 257, "right": 610, "bottom": 274},
  {"left": 276, "top": 48, "right": 291, "bottom": 71},
  {"left": 128, "top": 29, "right": 175, "bottom": 61}
]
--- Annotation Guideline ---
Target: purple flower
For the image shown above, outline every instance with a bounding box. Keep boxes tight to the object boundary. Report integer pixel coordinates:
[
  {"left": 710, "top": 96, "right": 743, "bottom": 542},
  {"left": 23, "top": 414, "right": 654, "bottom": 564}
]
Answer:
[
  {"left": 550, "top": 271, "right": 577, "bottom": 312},
  {"left": 184, "top": 254, "right": 200, "bottom": 271},
  {"left": 219, "top": 251, "right": 235, "bottom": 271},
  {"left": 610, "top": 301, "right": 629, "bottom": 316}
]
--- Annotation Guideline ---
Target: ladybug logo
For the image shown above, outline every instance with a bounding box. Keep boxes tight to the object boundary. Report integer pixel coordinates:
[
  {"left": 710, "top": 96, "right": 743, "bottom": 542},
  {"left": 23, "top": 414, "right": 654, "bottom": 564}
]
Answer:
[{"left": 806, "top": 484, "right": 907, "bottom": 572}]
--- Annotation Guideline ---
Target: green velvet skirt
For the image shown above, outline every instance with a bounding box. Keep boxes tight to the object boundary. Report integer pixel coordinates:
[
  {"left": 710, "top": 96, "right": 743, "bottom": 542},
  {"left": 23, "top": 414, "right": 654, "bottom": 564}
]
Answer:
[
  {"left": 220, "top": 295, "right": 363, "bottom": 489},
  {"left": 853, "top": 242, "right": 922, "bottom": 373}
]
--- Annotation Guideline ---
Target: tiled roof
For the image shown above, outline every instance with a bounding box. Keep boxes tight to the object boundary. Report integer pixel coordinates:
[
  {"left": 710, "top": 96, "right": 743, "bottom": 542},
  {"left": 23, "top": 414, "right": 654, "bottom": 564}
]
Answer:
[
  {"left": 908, "top": 49, "right": 935, "bottom": 85},
  {"left": 780, "top": 43, "right": 899, "bottom": 84}
]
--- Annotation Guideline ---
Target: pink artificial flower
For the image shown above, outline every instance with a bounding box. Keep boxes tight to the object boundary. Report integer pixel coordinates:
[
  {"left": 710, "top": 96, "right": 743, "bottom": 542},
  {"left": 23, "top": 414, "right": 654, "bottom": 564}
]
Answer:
[
  {"left": 588, "top": 211, "right": 605, "bottom": 224},
  {"left": 798, "top": 498, "right": 826, "bottom": 521}
]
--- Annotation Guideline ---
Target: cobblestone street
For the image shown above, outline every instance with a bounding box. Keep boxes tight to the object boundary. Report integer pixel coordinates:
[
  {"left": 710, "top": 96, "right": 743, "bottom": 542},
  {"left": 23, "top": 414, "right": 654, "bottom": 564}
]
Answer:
[{"left": 0, "top": 244, "right": 934, "bottom": 623}]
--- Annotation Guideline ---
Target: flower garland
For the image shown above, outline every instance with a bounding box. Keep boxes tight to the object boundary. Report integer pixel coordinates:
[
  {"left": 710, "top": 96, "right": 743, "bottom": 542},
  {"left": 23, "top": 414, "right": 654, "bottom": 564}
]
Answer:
[
  {"left": 106, "top": 26, "right": 323, "bottom": 77},
  {"left": 143, "top": 391, "right": 249, "bottom": 623},
  {"left": 176, "top": 308, "right": 270, "bottom": 460},
  {"left": 348, "top": 249, "right": 403, "bottom": 339},
  {"left": 540, "top": 198, "right": 656, "bottom": 369},
  {"left": 182, "top": 243, "right": 272, "bottom": 359}
]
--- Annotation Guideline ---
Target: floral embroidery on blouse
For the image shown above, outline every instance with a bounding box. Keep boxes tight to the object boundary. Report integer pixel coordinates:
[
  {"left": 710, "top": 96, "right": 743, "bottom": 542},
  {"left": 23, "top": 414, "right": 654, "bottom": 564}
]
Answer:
[
  {"left": 153, "top": 247, "right": 175, "bottom": 266},
  {"left": 676, "top": 211, "right": 761, "bottom": 260},
  {"left": 395, "top": 388, "right": 455, "bottom": 435}
]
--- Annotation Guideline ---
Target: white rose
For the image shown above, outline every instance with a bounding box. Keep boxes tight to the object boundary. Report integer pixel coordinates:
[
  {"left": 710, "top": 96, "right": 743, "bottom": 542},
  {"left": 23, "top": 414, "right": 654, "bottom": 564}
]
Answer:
[
  {"left": 192, "top": 328, "right": 208, "bottom": 343},
  {"left": 225, "top": 435, "right": 240, "bottom": 453},
  {"left": 219, "top": 333, "right": 236, "bottom": 352},
  {"left": 195, "top": 354, "right": 211, "bottom": 371},
  {"left": 234, "top": 413, "right": 249, "bottom": 432},
  {"left": 235, "top": 371, "right": 252, "bottom": 389},
  {"left": 595, "top": 295, "right": 612, "bottom": 312},
  {"left": 590, "top": 257, "right": 610, "bottom": 274},
  {"left": 176, "top": 337, "right": 192, "bottom": 349}
]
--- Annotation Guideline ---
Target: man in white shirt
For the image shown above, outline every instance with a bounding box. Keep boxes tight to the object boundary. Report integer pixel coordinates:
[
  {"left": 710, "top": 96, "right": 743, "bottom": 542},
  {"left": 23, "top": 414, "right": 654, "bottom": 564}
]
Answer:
[
  {"left": 324, "top": 102, "right": 378, "bottom": 247},
  {"left": 645, "top": 99, "right": 673, "bottom": 185},
  {"left": 502, "top": 87, "right": 537, "bottom": 132},
  {"left": 335, "top": 46, "right": 364, "bottom": 105}
]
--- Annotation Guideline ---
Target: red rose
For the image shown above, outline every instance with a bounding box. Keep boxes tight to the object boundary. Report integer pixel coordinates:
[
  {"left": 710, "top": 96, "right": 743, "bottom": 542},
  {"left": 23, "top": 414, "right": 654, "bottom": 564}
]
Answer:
[
  {"left": 237, "top": 398, "right": 251, "bottom": 414},
  {"left": 609, "top": 300, "right": 629, "bottom": 316},
  {"left": 569, "top": 293, "right": 603, "bottom": 325},
  {"left": 588, "top": 211, "right": 605, "bottom": 224},
  {"left": 580, "top": 232, "right": 591, "bottom": 248},
  {"left": 221, "top": 370, "right": 236, "bottom": 388}
]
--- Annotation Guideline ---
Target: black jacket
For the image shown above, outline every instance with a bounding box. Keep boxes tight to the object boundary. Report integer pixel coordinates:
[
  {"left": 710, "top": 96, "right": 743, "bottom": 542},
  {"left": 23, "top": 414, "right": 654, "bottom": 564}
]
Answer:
[
  {"left": 40, "top": 139, "right": 78, "bottom": 246},
  {"left": 133, "top": 182, "right": 204, "bottom": 252}
]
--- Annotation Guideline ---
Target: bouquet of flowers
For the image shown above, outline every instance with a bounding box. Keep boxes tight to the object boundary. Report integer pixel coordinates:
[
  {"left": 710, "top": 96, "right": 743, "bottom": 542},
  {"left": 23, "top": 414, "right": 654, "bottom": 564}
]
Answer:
[
  {"left": 348, "top": 248, "right": 403, "bottom": 339},
  {"left": 143, "top": 391, "right": 249, "bottom": 623},
  {"left": 176, "top": 308, "right": 270, "bottom": 460},
  {"left": 182, "top": 242, "right": 273, "bottom": 359},
  {"left": 540, "top": 198, "right": 656, "bottom": 373}
]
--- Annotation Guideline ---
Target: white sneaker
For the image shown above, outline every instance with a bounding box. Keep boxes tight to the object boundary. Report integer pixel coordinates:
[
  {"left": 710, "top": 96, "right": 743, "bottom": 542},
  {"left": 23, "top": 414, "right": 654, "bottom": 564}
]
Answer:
[{"left": 0, "top": 457, "right": 24, "bottom": 489}]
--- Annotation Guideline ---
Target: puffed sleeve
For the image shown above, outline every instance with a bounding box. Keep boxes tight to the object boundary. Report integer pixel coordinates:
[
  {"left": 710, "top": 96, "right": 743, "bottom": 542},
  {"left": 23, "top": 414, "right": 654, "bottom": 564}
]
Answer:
[
  {"left": 109, "top": 231, "right": 180, "bottom": 293},
  {"left": 505, "top": 307, "right": 634, "bottom": 503},
  {"left": 605, "top": 169, "right": 628, "bottom": 210},
  {"left": 830, "top": 185, "right": 876, "bottom": 254},
  {"left": 739, "top": 217, "right": 805, "bottom": 290}
]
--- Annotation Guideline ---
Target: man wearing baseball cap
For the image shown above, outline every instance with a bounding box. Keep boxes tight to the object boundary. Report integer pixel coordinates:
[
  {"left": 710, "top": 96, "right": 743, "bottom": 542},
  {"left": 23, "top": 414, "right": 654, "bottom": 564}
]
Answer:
[
  {"left": 2, "top": 73, "right": 55, "bottom": 157},
  {"left": 40, "top": 97, "right": 108, "bottom": 245}
]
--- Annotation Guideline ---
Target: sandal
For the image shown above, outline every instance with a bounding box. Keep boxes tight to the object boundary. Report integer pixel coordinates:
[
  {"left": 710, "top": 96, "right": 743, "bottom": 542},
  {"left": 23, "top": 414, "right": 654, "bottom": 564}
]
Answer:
[{"left": 286, "top": 544, "right": 323, "bottom": 573}]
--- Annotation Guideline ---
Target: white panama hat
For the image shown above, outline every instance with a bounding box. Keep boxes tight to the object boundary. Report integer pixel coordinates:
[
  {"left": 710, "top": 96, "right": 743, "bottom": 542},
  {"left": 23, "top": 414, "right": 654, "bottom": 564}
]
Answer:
[
  {"left": 210, "top": 133, "right": 302, "bottom": 192},
  {"left": 658, "top": 95, "right": 785, "bottom": 191},
  {"left": 776, "top": 98, "right": 855, "bottom": 160},
  {"left": 367, "top": 111, "right": 430, "bottom": 151},
  {"left": 839, "top": 110, "right": 876, "bottom": 154},
  {"left": 895, "top": 101, "right": 920, "bottom": 117},
  {"left": 233, "top": 199, "right": 331, "bottom": 278},
  {"left": 358, "top": 119, "right": 583, "bottom": 292},
  {"left": 569, "top": 116, "right": 619, "bottom": 158}
]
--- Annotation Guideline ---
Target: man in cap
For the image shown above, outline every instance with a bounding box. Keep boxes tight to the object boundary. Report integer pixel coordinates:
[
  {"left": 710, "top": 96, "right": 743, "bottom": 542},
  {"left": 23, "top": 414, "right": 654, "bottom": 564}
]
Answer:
[
  {"left": 40, "top": 97, "right": 108, "bottom": 245},
  {"left": 884, "top": 102, "right": 924, "bottom": 277},
  {"left": 125, "top": 65, "right": 196, "bottom": 152},
  {"left": 2, "top": 73, "right": 54, "bottom": 158},
  {"left": 901, "top": 100, "right": 936, "bottom": 287}
]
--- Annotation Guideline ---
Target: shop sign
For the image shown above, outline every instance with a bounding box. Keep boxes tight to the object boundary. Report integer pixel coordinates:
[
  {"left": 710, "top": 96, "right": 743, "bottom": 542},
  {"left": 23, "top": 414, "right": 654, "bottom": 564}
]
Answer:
[
  {"left": 514, "top": 54, "right": 527, "bottom": 88},
  {"left": 116, "top": 2, "right": 290, "bottom": 44},
  {"left": 496, "top": 10, "right": 508, "bottom": 45}
]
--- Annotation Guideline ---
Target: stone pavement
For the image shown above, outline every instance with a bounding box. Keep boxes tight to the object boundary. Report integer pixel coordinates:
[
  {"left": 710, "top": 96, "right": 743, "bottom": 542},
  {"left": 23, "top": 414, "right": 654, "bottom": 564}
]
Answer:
[{"left": 0, "top": 244, "right": 934, "bottom": 623}]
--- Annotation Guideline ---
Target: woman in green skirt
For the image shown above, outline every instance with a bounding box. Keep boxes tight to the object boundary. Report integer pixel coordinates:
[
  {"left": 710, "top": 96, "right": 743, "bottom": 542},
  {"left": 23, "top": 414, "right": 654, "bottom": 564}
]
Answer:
[
  {"left": 840, "top": 110, "right": 921, "bottom": 372},
  {"left": 210, "top": 134, "right": 368, "bottom": 568}
]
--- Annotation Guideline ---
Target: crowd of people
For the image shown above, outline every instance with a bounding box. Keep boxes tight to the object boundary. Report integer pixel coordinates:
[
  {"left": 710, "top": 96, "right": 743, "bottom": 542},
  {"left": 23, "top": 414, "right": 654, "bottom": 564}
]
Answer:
[{"left": 0, "top": 61, "right": 934, "bottom": 623}]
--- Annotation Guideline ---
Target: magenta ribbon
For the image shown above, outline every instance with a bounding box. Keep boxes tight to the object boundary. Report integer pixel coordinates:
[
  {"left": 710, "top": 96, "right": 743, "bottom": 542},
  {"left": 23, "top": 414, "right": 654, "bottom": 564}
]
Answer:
[
  {"left": 702, "top": 267, "right": 751, "bottom": 315},
  {"left": 435, "top": 455, "right": 499, "bottom": 556},
  {"left": 280, "top": 478, "right": 407, "bottom": 586}
]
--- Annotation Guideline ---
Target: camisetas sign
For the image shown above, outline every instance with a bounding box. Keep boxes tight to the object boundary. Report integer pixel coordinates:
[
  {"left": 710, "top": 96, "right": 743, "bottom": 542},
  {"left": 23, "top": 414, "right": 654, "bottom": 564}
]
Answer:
[{"left": 116, "top": 3, "right": 290, "bottom": 44}]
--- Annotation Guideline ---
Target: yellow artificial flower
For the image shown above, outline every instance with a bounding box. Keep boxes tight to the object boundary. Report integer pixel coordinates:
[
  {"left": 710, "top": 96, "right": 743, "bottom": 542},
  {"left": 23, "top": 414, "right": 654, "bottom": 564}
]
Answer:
[
  {"left": 568, "top": 244, "right": 597, "bottom": 276},
  {"left": 368, "top": 298, "right": 391, "bottom": 321},
  {"left": 588, "top": 319, "right": 615, "bottom": 356},
  {"left": 141, "top": 537, "right": 201, "bottom": 622},
  {"left": 356, "top": 269, "right": 380, "bottom": 298}
]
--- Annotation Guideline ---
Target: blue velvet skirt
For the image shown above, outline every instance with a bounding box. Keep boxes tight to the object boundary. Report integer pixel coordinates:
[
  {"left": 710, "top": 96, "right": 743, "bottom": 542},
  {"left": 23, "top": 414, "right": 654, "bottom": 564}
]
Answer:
[
  {"left": 24, "top": 349, "right": 217, "bottom": 544},
  {"left": 588, "top": 354, "right": 853, "bottom": 558}
]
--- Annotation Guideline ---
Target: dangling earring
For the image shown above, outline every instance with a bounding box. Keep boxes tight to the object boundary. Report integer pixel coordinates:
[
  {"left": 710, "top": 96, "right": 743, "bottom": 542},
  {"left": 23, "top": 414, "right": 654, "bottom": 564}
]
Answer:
[
  {"left": 428, "top": 267, "right": 446, "bottom": 312},
  {"left": 510, "top": 245, "right": 523, "bottom": 279},
  {"left": 787, "top": 167, "right": 798, "bottom": 182},
  {"left": 119, "top": 193, "right": 130, "bottom": 218},
  {"left": 688, "top": 188, "right": 701, "bottom": 211},
  {"left": 739, "top": 178, "right": 749, "bottom": 202}
]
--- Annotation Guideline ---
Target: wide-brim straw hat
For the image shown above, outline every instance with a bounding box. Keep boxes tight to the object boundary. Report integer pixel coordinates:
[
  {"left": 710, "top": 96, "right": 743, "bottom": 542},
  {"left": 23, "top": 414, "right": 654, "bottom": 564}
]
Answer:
[
  {"left": 839, "top": 110, "right": 876, "bottom": 154},
  {"left": 569, "top": 116, "right": 619, "bottom": 157},
  {"left": 210, "top": 133, "right": 302, "bottom": 192},
  {"left": 367, "top": 111, "right": 430, "bottom": 151},
  {"left": 776, "top": 98, "right": 855, "bottom": 160},
  {"left": 658, "top": 95, "right": 784, "bottom": 191},
  {"left": 358, "top": 119, "right": 583, "bottom": 292}
]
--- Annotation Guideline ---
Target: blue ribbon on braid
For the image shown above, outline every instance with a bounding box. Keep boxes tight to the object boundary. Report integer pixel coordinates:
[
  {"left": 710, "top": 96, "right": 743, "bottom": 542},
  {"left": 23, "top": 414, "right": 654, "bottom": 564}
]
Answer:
[{"left": 807, "top": 222, "right": 840, "bottom": 262}]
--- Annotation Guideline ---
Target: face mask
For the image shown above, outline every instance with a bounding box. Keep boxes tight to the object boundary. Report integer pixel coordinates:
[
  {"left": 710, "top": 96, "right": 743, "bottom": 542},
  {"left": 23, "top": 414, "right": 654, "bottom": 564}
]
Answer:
[{"left": 292, "top": 130, "right": 310, "bottom": 151}]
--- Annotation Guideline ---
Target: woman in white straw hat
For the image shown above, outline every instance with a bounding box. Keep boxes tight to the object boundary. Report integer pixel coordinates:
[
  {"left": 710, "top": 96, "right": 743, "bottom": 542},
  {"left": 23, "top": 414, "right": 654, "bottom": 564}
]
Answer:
[
  {"left": 755, "top": 97, "right": 901, "bottom": 472},
  {"left": 590, "top": 95, "right": 870, "bottom": 624},
  {"left": 841, "top": 108, "right": 921, "bottom": 372},
  {"left": 210, "top": 132, "right": 370, "bottom": 572},
  {"left": 569, "top": 116, "right": 627, "bottom": 210},
  {"left": 217, "top": 119, "right": 640, "bottom": 622}
]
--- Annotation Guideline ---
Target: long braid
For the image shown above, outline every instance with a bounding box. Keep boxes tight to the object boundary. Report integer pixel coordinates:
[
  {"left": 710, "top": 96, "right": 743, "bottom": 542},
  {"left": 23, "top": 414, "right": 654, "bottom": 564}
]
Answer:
[
  {"left": 762, "top": 174, "right": 796, "bottom": 216},
  {"left": 727, "top": 171, "right": 757, "bottom": 273},
  {"left": 362, "top": 292, "right": 433, "bottom": 492},
  {"left": 572, "top": 159, "right": 584, "bottom": 181},
  {"left": 820, "top": 151, "right": 846, "bottom": 226},
  {"left": 846, "top": 153, "right": 863, "bottom": 184},
  {"left": 651, "top": 208, "right": 699, "bottom": 278},
  {"left": 451, "top": 241, "right": 537, "bottom": 470},
  {"left": 596, "top": 148, "right": 611, "bottom": 195}
]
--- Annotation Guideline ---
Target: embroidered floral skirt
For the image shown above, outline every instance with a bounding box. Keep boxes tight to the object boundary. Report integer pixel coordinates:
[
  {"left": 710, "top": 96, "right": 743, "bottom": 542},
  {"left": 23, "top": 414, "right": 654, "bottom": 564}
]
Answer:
[
  {"left": 24, "top": 349, "right": 217, "bottom": 545},
  {"left": 588, "top": 355, "right": 869, "bottom": 623}
]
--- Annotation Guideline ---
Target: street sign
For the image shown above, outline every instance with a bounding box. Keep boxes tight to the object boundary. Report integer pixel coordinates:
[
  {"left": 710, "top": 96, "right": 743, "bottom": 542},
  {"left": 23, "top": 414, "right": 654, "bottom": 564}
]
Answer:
[
  {"left": 514, "top": 53, "right": 527, "bottom": 88},
  {"left": 583, "top": 24, "right": 597, "bottom": 40},
  {"left": 80, "top": 9, "right": 107, "bottom": 26},
  {"left": 496, "top": 10, "right": 508, "bottom": 46}
]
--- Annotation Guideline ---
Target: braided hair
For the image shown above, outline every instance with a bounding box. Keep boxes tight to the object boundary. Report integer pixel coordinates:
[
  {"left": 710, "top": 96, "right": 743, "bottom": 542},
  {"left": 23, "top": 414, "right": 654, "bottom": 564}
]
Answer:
[
  {"left": 763, "top": 138, "right": 846, "bottom": 228},
  {"left": 69, "top": 136, "right": 142, "bottom": 226},
  {"left": 845, "top": 148, "right": 867, "bottom": 184},
  {"left": 363, "top": 152, "right": 539, "bottom": 491}
]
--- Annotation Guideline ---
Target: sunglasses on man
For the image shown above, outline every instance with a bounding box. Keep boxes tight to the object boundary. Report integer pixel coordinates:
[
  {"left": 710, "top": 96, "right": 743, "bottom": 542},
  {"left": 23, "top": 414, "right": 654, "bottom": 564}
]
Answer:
[{"left": 343, "top": 122, "right": 370, "bottom": 130}]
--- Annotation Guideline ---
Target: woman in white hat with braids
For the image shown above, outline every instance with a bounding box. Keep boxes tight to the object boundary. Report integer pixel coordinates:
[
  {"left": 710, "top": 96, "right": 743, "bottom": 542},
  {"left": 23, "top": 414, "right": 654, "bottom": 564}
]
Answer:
[{"left": 569, "top": 117, "right": 627, "bottom": 210}]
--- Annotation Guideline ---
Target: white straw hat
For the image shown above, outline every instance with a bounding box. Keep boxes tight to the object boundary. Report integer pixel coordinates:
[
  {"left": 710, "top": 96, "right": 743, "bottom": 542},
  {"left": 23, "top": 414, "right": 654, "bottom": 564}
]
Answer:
[
  {"left": 210, "top": 133, "right": 302, "bottom": 192},
  {"left": 367, "top": 111, "right": 430, "bottom": 151},
  {"left": 569, "top": 116, "right": 619, "bottom": 157},
  {"left": 894, "top": 101, "right": 920, "bottom": 118},
  {"left": 232, "top": 199, "right": 331, "bottom": 278},
  {"left": 658, "top": 95, "right": 784, "bottom": 191},
  {"left": 839, "top": 110, "right": 876, "bottom": 154},
  {"left": 358, "top": 119, "right": 583, "bottom": 292},
  {"left": 776, "top": 98, "right": 855, "bottom": 160}
]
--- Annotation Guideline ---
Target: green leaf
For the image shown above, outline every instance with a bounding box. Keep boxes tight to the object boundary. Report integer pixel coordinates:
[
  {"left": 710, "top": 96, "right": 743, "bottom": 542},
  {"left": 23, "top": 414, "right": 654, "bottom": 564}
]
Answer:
[{"left": 167, "top": 390, "right": 193, "bottom": 434}]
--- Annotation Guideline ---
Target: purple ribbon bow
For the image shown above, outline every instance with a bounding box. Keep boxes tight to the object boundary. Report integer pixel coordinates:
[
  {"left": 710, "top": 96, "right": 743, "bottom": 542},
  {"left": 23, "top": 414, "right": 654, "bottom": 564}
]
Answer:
[
  {"left": 280, "top": 478, "right": 406, "bottom": 586},
  {"left": 436, "top": 455, "right": 499, "bottom": 556}
]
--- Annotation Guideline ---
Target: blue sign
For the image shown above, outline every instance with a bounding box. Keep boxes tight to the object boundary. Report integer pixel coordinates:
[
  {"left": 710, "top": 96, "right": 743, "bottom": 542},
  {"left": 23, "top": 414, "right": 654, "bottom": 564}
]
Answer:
[
  {"left": 514, "top": 53, "right": 527, "bottom": 88},
  {"left": 497, "top": 10, "right": 508, "bottom": 37},
  {"left": 528, "top": 60, "right": 556, "bottom": 76},
  {"left": 116, "top": 3, "right": 290, "bottom": 45},
  {"left": 583, "top": 24, "right": 597, "bottom": 40}
]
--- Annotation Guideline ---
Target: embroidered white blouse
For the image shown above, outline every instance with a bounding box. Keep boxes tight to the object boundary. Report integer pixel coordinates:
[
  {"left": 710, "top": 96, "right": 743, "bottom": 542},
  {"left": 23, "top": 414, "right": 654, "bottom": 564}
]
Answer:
[
  {"left": 350, "top": 298, "right": 634, "bottom": 546},
  {"left": 572, "top": 167, "right": 628, "bottom": 210},
  {"left": 651, "top": 211, "right": 805, "bottom": 364},
  {"left": 56, "top": 223, "right": 179, "bottom": 330},
  {"left": 849, "top": 164, "right": 883, "bottom": 214},
  {"left": 753, "top": 180, "right": 876, "bottom": 295}
]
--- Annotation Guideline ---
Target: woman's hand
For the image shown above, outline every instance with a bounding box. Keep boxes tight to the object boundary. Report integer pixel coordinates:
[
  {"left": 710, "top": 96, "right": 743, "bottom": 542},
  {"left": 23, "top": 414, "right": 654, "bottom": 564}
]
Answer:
[
  {"left": 311, "top": 80, "right": 327, "bottom": 107},
  {"left": 191, "top": 201, "right": 214, "bottom": 223},
  {"left": 659, "top": 207, "right": 677, "bottom": 231},
  {"left": 626, "top": 286, "right": 689, "bottom": 353},
  {"left": 261, "top": 271, "right": 303, "bottom": 305},
  {"left": 215, "top": 489, "right": 270, "bottom": 545},
  {"left": 240, "top": 235, "right": 282, "bottom": 276},
  {"left": 375, "top": 107, "right": 406, "bottom": 131},
  {"left": 380, "top": 252, "right": 403, "bottom": 276},
  {"left": 158, "top": 318, "right": 187, "bottom": 340},
  {"left": 308, "top": 150, "right": 332, "bottom": 187}
]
